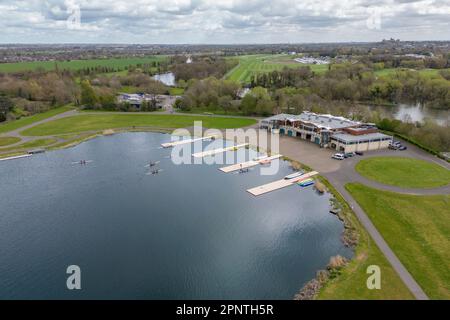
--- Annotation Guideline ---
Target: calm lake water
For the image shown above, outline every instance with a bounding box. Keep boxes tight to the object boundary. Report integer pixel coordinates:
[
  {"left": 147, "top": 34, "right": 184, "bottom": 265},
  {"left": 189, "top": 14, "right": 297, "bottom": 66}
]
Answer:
[
  {"left": 371, "top": 103, "right": 449, "bottom": 126},
  {"left": 153, "top": 72, "right": 176, "bottom": 87},
  {"left": 0, "top": 132, "right": 351, "bottom": 299}
]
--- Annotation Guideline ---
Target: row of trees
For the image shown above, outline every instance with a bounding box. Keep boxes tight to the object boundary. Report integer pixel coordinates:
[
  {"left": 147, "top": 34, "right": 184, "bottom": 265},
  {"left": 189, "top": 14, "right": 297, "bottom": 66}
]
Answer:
[{"left": 250, "top": 64, "right": 450, "bottom": 109}]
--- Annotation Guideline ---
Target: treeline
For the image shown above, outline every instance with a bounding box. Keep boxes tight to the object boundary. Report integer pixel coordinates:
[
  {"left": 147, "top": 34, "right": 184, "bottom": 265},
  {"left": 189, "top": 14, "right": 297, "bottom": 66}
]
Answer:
[
  {"left": 250, "top": 63, "right": 450, "bottom": 110},
  {"left": 0, "top": 71, "right": 78, "bottom": 121},
  {"left": 377, "top": 118, "right": 450, "bottom": 154},
  {"left": 172, "top": 57, "right": 238, "bottom": 81}
]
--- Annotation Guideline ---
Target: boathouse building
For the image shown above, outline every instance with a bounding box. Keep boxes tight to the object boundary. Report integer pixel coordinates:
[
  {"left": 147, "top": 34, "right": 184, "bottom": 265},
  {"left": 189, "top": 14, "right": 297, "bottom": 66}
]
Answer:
[{"left": 260, "top": 112, "right": 392, "bottom": 153}]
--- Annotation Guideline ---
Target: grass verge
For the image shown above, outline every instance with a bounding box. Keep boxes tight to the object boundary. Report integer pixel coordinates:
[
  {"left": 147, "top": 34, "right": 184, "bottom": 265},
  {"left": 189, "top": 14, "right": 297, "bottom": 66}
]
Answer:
[
  {"left": 0, "top": 136, "right": 21, "bottom": 146},
  {"left": 315, "top": 179, "right": 415, "bottom": 300},
  {"left": 346, "top": 183, "right": 450, "bottom": 299},
  {"left": 0, "top": 105, "right": 74, "bottom": 134}
]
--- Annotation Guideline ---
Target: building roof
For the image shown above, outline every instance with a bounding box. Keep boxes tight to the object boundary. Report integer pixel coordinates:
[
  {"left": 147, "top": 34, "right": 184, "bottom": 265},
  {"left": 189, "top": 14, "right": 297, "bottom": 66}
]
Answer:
[
  {"left": 261, "top": 112, "right": 361, "bottom": 130},
  {"left": 331, "top": 132, "right": 392, "bottom": 143}
]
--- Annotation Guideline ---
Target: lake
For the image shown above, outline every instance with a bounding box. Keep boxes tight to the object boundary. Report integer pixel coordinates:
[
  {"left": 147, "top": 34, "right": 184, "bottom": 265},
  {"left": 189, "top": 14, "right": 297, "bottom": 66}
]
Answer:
[
  {"left": 0, "top": 132, "right": 351, "bottom": 299},
  {"left": 153, "top": 72, "right": 176, "bottom": 87},
  {"left": 370, "top": 103, "right": 449, "bottom": 126}
]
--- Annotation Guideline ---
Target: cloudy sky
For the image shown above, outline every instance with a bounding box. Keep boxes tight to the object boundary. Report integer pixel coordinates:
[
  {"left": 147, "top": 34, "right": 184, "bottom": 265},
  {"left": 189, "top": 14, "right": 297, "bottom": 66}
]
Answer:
[{"left": 0, "top": 0, "right": 449, "bottom": 43}]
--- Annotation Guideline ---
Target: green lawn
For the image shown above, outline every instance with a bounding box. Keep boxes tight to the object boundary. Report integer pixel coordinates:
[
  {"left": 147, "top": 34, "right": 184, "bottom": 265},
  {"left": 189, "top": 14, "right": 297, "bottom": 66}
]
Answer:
[
  {"left": 317, "top": 179, "right": 414, "bottom": 300},
  {"left": 0, "top": 105, "right": 74, "bottom": 134},
  {"left": 374, "top": 68, "right": 450, "bottom": 78},
  {"left": 355, "top": 157, "right": 450, "bottom": 188},
  {"left": 0, "top": 56, "right": 167, "bottom": 73},
  {"left": 0, "top": 138, "right": 57, "bottom": 152},
  {"left": 0, "top": 136, "right": 21, "bottom": 146},
  {"left": 346, "top": 183, "right": 450, "bottom": 299},
  {"left": 21, "top": 114, "right": 257, "bottom": 136},
  {"left": 225, "top": 54, "right": 328, "bottom": 83}
]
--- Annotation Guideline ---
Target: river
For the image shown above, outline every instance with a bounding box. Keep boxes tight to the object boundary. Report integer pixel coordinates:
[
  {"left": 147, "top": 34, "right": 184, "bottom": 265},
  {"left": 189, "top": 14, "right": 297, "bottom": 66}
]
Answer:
[{"left": 0, "top": 132, "right": 351, "bottom": 299}]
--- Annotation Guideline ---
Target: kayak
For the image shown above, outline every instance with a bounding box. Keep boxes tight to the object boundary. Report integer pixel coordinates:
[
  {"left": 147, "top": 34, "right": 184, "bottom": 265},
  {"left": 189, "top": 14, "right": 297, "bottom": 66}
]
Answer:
[{"left": 284, "top": 171, "right": 305, "bottom": 180}]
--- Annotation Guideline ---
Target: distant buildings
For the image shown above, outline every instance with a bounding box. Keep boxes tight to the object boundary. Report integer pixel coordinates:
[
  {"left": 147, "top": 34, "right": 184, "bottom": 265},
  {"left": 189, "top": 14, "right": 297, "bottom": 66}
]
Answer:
[
  {"left": 260, "top": 112, "right": 392, "bottom": 153},
  {"left": 294, "top": 56, "right": 330, "bottom": 65},
  {"left": 117, "top": 93, "right": 178, "bottom": 109}
]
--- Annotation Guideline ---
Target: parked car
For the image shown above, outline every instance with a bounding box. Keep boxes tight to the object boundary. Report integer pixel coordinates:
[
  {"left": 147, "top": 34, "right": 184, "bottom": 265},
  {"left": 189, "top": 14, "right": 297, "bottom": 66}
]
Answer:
[
  {"left": 389, "top": 144, "right": 398, "bottom": 150},
  {"left": 332, "top": 153, "right": 345, "bottom": 160},
  {"left": 344, "top": 152, "right": 356, "bottom": 158},
  {"left": 355, "top": 151, "right": 364, "bottom": 156},
  {"left": 398, "top": 146, "right": 407, "bottom": 151}
]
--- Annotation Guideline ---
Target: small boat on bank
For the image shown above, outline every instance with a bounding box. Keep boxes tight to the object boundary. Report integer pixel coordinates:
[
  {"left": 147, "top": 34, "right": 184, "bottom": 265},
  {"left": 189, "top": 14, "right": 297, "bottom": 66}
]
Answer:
[{"left": 284, "top": 171, "right": 305, "bottom": 180}]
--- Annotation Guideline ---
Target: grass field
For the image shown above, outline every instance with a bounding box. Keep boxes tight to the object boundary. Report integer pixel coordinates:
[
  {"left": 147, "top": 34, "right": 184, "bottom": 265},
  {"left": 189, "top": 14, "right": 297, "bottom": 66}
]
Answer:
[
  {"left": 346, "top": 183, "right": 450, "bottom": 299},
  {"left": 0, "top": 136, "right": 21, "bottom": 146},
  {"left": 374, "top": 68, "right": 450, "bottom": 78},
  {"left": 0, "top": 105, "right": 74, "bottom": 134},
  {"left": 0, "top": 56, "right": 167, "bottom": 73},
  {"left": 225, "top": 54, "right": 329, "bottom": 83},
  {"left": 317, "top": 179, "right": 414, "bottom": 300},
  {"left": 21, "top": 114, "right": 257, "bottom": 136},
  {"left": 0, "top": 138, "right": 57, "bottom": 152},
  {"left": 355, "top": 157, "right": 450, "bottom": 188}
]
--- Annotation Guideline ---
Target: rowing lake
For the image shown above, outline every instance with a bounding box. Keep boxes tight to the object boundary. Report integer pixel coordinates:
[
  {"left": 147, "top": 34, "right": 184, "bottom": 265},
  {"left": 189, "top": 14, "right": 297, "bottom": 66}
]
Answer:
[{"left": 0, "top": 132, "right": 351, "bottom": 299}]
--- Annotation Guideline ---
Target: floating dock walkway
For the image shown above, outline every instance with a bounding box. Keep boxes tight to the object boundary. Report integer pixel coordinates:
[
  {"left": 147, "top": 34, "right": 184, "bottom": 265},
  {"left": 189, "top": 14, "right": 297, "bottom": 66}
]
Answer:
[
  {"left": 161, "top": 135, "right": 216, "bottom": 148},
  {"left": 192, "top": 143, "right": 249, "bottom": 158},
  {"left": 219, "top": 154, "right": 282, "bottom": 173},
  {"left": 247, "top": 171, "right": 319, "bottom": 196},
  {"left": 0, "top": 154, "right": 32, "bottom": 162}
]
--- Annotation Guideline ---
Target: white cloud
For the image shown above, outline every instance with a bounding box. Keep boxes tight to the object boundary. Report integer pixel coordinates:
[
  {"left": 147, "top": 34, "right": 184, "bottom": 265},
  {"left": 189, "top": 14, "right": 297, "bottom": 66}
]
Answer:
[{"left": 0, "top": 0, "right": 448, "bottom": 43}]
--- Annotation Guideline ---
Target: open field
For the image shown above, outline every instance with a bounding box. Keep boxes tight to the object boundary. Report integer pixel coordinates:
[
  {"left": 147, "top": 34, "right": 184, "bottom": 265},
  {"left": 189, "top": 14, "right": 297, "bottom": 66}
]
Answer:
[
  {"left": 0, "top": 105, "right": 74, "bottom": 134},
  {"left": 0, "top": 136, "right": 21, "bottom": 146},
  {"left": 355, "top": 157, "right": 450, "bottom": 188},
  {"left": 225, "top": 54, "right": 329, "bottom": 83},
  {"left": 346, "top": 183, "right": 450, "bottom": 299},
  {"left": 21, "top": 114, "right": 257, "bottom": 136},
  {"left": 0, "top": 56, "right": 167, "bottom": 73},
  {"left": 374, "top": 67, "right": 450, "bottom": 78},
  {"left": 317, "top": 179, "right": 414, "bottom": 300}
]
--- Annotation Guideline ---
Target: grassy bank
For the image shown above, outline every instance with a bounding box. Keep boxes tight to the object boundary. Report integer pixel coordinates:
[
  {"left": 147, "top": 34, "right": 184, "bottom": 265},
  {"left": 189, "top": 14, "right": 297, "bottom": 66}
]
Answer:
[
  {"left": 21, "top": 114, "right": 257, "bottom": 136},
  {"left": 0, "top": 136, "right": 21, "bottom": 146},
  {"left": 355, "top": 157, "right": 450, "bottom": 188},
  {"left": 316, "top": 179, "right": 414, "bottom": 300},
  {"left": 0, "top": 105, "right": 74, "bottom": 134},
  {"left": 346, "top": 183, "right": 450, "bottom": 299}
]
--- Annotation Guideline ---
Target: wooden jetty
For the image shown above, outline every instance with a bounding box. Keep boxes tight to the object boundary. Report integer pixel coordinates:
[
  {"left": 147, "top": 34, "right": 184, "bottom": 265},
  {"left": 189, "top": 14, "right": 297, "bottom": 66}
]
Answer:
[
  {"left": 219, "top": 154, "right": 282, "bottom": 173},
  {"left": 161, "top": 135, "right": 216, "bottom": 148},
  {"left": 192, "top": 143, "right": 249, "bottom": 158},
  {"left": 247, "top": 171, "right": 319, "bottom": 196}
]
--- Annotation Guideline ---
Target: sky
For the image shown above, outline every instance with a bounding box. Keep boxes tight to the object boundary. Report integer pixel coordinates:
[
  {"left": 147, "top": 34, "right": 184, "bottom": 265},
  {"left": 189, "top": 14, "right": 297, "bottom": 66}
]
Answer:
[{"left": 0, "top": 0, "right": 449, "bottom": 44}]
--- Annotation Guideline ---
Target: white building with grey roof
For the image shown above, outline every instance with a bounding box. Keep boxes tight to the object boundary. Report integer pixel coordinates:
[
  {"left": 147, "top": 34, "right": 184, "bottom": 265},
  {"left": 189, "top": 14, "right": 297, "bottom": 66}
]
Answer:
[{"left": 260, "top": 112, "right": 392, "bottom": 153}]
